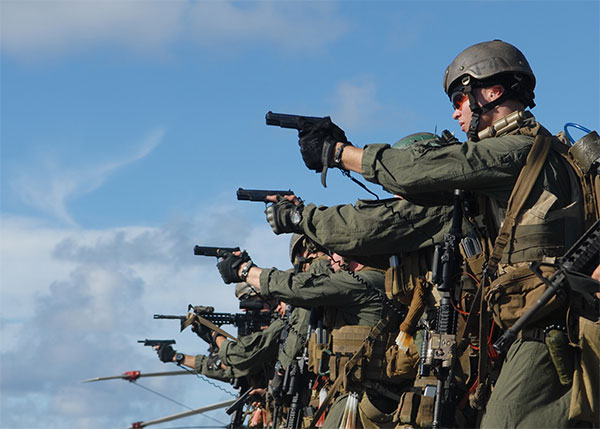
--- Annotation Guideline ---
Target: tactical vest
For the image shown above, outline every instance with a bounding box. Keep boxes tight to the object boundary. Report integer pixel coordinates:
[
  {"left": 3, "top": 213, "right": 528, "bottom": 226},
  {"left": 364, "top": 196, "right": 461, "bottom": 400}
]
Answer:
[{"left": 483, "top": 115, "right": 586, "bottom": 268}]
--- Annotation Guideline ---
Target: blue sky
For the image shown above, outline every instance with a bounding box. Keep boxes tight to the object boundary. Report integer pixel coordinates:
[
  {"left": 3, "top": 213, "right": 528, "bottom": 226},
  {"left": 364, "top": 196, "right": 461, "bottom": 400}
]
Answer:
[{"left": 1, "top": 1, "right": 598, "bottom": 428}]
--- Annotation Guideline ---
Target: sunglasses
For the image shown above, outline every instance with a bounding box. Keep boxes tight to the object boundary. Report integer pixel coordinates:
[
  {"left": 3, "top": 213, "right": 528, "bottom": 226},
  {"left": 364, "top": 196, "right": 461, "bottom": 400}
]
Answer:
[{"left": 451, "top": 91, "right": 468, "bottom": 110}]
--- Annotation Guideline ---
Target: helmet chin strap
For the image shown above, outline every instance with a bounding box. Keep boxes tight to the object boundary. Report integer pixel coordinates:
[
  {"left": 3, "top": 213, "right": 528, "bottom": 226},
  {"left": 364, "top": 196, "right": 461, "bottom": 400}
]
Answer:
[{"left": 463, "top": 85, "right": 511, "bottom": 142}]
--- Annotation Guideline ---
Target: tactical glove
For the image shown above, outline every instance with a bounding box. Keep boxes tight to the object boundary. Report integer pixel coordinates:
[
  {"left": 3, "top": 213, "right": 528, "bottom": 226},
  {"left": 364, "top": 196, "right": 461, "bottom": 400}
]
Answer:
[
  {"left": 268, "top": 366, "right": 285, "bottom": 401},
  {"left": 157, "top": 345, "right": 176, "bottom": 363},
  {"left": 265, "top": 198, "right": 304, "bottom": 235},
  {"left": 298, "top": 117, "right": 349, "bottom": 172},
  {"left": 217, "top": 250, "right": 252, "bottom": 284},
  {"left": 191, "top": 323, "right": 214, "bottom": 345}
]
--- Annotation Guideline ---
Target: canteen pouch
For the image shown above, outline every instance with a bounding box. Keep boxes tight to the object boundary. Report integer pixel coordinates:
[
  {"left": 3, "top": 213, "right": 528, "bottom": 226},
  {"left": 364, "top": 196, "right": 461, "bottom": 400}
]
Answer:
[
  {"left": 485, "top": 264, "right": 566, "bottom": 330},
  {"left": 384, "top": 340, "right": 419, "bottom": 380},
  {"left": 544, "top": 329, "right": 574, "bottom": 386},
  {"left": 569, "top": 316, "right": 600, "bottom": 424}
]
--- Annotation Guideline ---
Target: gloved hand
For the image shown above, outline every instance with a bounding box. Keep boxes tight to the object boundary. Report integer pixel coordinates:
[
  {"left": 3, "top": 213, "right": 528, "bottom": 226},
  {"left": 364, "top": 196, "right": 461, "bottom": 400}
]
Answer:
[
  {"left": 157, "top": 345, "right": 176, "bottom": 363},
  {"left": 217, "top": 250, "right": 252, "bottom": 284},
  {"left": 268, "top": 367, "right": 285, "bottom": 401},
  {"left": 265, "top": 198, "right": 304, "bottom": 235},
  {"left": 192, "top": 323, "right": 214, "bottom": 345},
  {"left": 298, "top": 117, "right": 349, "bottom": 172}
]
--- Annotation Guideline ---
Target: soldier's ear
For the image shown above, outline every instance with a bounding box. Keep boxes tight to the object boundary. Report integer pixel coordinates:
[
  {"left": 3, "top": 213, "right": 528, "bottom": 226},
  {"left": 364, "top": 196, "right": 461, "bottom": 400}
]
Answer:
[{"left": 488, "top": 85, "right": 504, "bottom": 100}]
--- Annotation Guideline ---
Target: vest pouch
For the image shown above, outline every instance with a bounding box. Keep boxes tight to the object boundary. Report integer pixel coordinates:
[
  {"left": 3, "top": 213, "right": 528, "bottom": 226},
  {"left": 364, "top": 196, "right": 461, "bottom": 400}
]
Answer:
[
  {"left": 385, "top": 252, "right": 422, "bottom": 305},
  {"left": 384, "top": 340, "right": 419, "bottom": 381},
  {"left": 569, "top": 316, "right": 600, "bottom": 424},
  {"left": 330, "top": 326, "right": 372, "bottom": 386},
  {"left": 485, "top": 264, "right": 566, "bottom": 330},
  {"left": 465, "top": 251, "right": 486, "bottom": 281},
  {"left": 307, "top": 332, "right": 331, "bottom": 376}
]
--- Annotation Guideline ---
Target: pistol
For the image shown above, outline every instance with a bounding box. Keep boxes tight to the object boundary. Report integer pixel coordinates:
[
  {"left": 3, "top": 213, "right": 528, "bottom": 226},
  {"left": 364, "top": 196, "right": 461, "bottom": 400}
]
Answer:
[
  {"left": 236, "top": 188, "right": 294, "bottom": 202},
  {"left": 193, "top": 246, "right": 240, "bottom": 257},
  {"left": 265, "top": 111, "right": 336, "bottom": 187},
  {"left": 265, "top": 111, "right": 326, "bottom": 130},
  {"left": 137, "top": 339, "right": 175, "bottom": 347}
]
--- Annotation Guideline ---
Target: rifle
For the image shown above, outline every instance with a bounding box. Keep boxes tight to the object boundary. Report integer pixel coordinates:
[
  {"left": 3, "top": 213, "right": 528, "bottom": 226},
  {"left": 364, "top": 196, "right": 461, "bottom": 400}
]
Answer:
[
  {"left": 225, "top": 379, "right": 254, "bottom": 429},
  {"left": 154, "top": 303, "right": 272, "bottom": 338},
  {"left": 193, "top": 246, "right": 240, "bottom": 258},
  {"left": 283, "top": 311, "right": 314, "bottom": 429},
  {"left": 137, "top": 339, "right": 175, "bottom": 347},
  {"left": 236, "top": 188, "right": 294, "bottom": 203},
  {"left": 265, "top": 111, "right": 336, "bottom": 187},
  {"left": 426, "top": 189, "right": 463, "bottom": 429},
  {"left": 493, "top": 218, "right": 600, "bottom": 354}
]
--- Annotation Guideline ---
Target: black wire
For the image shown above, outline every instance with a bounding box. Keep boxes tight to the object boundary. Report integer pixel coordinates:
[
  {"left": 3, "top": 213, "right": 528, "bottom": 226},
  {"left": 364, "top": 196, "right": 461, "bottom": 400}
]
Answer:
[
  {"left": 156, "top": 422, "right": 227, "bottom": 429},
  {"left": 130, "top": 369, "right": 232, "bottom": 427},
  {"left": 340, "top": 169, "right": 380, "bottom": 200},
  {"left": 130, "top": 382, "right": 194, "bottom": 410},
  {"left": 177, "top": 364, "right": 237, "bottom": 398},
  {"left": 330, "top": 258, "right": 407, "bottom": 320}
]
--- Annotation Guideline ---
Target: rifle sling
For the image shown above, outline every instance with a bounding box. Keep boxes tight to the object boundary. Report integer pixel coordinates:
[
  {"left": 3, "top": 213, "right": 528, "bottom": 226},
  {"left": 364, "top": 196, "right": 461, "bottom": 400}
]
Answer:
[
  {"left": 308, "top": 316, "right": 389, "bottom": 428},
  {"left": 194, "top": 314, "right": 239, "bottom": 342}
]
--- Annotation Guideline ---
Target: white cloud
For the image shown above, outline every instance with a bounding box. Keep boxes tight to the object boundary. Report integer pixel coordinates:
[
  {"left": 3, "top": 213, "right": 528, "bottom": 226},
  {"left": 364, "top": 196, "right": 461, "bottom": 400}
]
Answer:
[
  {"left": 0, "top": 207, "right": 288, "bottom": 427},
  {"left": 331, "top": 79, "right": 383, "bottom": 130},
  {"left": 1, "top": 1, "right": 347, "bottom": 62},
  {"left": 186, "top": 2, "right": 346, "bottom": 51},
  {"left": 9, "top": 128, "right": 164, "bottom": 225},
  {"left": 1, "top": 0, "right": 185, "bottom": 61}
]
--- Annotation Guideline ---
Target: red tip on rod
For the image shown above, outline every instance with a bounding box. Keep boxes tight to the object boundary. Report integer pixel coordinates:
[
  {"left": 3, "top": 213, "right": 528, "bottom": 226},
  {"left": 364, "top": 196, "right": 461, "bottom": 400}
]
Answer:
[{"left": 123, "top": 371, "right": 141, "bottom": 382}]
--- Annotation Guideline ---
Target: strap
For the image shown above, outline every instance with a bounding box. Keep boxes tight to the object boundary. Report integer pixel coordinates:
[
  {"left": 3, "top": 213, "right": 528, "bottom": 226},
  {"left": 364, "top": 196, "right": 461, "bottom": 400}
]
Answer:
[
  {"left": 308, "top": 317, "right": 389, "bottom": 428},
  {"left": 485, "top": 134, "right": 553, "bottom": 274},
  {"left": 185, "top": 314, "right": 239, "bottom": 342},
  {"left": 475, "top": 134, "right": 552, "bottom": 405}
]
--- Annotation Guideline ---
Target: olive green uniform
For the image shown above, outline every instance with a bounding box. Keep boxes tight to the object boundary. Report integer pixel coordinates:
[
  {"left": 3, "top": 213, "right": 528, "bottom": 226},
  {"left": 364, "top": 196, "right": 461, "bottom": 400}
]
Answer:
[
  {"left": 261, "top": 258, "right": 403, "bottom": 428},
  {"left": 214, "top": 317, "right": 285, "bottom": 380},
  {"left": 359, "top": 114, "right": 583, "bottom": 427},
  {"left": 278, "top": 306, "right": 311, "bottom": 370},
  {"left": 259, "top": 259, "right": 384, "bottom": 328},
  {"left": 299, "top": 199, "right": 453, "bottom": 257},
  {"left": 193, "top": 353, "right": 235, "bottom": 383}
]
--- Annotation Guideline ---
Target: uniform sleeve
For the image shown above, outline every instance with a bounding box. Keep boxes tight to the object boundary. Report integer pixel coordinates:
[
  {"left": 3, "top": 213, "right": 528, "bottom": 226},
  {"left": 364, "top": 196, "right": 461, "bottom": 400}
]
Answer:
[
  {"left": 193, "top": 354, "right": 234, "bottom": 382},
  {"left": 216, "top": 318, "right": 285, "bottom": 375},
  {"left": 300, "top": 198, "right": 453, "bottom": 254},
  {"left": 278, "top": 307, "right": 311, "bottom": 369},
  {"left": 260, "top": 261, "right": 381, "bottom": 309},
  {"left": 361, "top": 136, "right": 533, "bottom": 202}
]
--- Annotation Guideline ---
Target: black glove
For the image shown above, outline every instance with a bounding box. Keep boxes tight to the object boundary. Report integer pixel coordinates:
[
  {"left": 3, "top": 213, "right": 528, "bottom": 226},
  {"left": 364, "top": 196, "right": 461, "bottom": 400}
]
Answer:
[
  {"left": 217, "top": 250, "right": 252, "bottom": 284},
  {"left": 298, "top": 117, "right": 349, "bottom": 172},
  {"left": 191, "top": 323, "right": 214, "bottom": 345},
  {"left": 157, "top": 345, "right": 176, "bottom": 363},
  {"left": 268, "top": 366, "right": 285, "bottom": 400},
  {"left": 265, "top": 198, "right": 304, "bottom": 235}
]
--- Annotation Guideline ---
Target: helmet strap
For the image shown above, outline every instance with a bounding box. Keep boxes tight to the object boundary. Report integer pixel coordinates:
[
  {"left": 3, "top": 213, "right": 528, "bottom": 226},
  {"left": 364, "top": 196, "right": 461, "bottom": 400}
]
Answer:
[{"left": 464, "top": 85, "right": 511, "bottom": 141}]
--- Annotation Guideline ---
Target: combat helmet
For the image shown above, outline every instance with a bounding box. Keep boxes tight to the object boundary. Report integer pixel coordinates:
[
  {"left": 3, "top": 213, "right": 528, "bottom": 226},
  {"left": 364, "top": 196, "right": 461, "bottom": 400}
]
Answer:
[
  {"left": 289, "top": 233, "right": 305, "bottom": 264},
  {"left": 443, "top": 40, "right": 536, "bottom": 141},
  {"left": 392, "top": 132, "right": 439, "bottom": 149}
]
